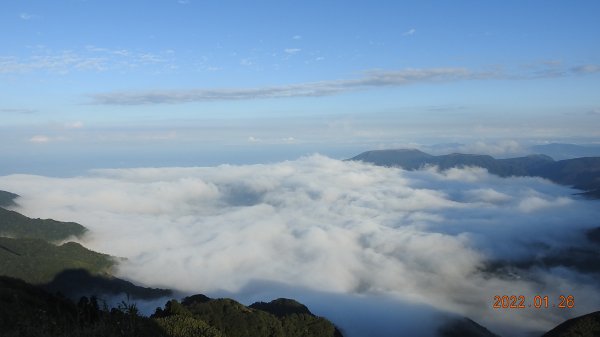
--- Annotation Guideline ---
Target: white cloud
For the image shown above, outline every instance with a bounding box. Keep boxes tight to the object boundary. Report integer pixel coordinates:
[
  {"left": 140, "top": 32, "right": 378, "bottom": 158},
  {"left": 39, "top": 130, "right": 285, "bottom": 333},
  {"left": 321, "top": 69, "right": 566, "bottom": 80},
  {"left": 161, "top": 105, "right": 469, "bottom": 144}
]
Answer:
[
  {"left": 517, "top": 195, "right": 571, "bottom": 213},
  {"left": 292, "top": 35, "right": 302, "bottom": 40},
  {"left": 403, "top": 28, "right": 416, "bottom": 36},
  {"left": 0, "top": 46, "right": 174, "bottom": 75},
  {"left": 284, "top": 48, "right": 301, "bottom": 55},
  {"left": 204, "top": 66, "right": 221, "bottom": 72},
  {"left": 88, "top": 62, "right": 600, "bottom": 105},
  {"left": 426, "top": 140, "right": 526, "bottom": 157},
  {"left": 19, "top": 13, "right": 37, "bottom": 20},
  {"left": 64, "top": 121, "right": 84, "bottom": 129},
  {"left": 0, "top": 53, "right": 104, "bottom": 74},
  {"left": 112, "top": 49, "right": 130, "bottom": 57},
  {"left": 0, "top": 108, "right": 36, "bottom": 114},
  {"left": 28, "top": 135, "right": 50, "bottom": 143},
  {"left": 1, "top": 156, "right": 599, "bottom": 336},
  {"left": 571, "top": 64, "right": 600, "bottom": 74},
  {"left": 89, "top": 67, "right": 481, "bottom": 104}
]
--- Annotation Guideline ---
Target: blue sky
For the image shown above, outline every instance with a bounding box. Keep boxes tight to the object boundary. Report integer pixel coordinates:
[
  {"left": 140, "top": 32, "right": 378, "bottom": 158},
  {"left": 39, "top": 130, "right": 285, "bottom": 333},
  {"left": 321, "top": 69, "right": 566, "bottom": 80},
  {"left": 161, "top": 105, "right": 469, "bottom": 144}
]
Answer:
[{"left": 1, "top": 0, "right": 600, "bottom": 174}]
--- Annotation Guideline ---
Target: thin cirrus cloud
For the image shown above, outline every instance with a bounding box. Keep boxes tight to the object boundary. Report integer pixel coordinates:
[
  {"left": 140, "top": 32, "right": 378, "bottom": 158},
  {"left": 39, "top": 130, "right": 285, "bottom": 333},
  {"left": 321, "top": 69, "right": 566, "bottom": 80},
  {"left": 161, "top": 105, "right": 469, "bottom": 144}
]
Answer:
[
  {"left": 0, "top": 47, "right": 171, "bottom": 74},
  {"left": 0, "top": 54, "right": 106, "bottom": 74},
  {"left": 0, "top": 108, "right": 36, "bottom": 114},
  {"left": 90, "top": 67, "right": 484, "bottom": 105},
  {"left": 89, "top": 64, "right": 600, "bottom": 105},
  {"left": 571, "top": 64, "right": 600, "bottom": 74},
  {"left": 28, "top": 135, "right": 51, "bottom": 143},
  {"left": 1, "top": 155, "right": 599, "bottom": 336},
  {"left": 403, "top": 28, "right": 416, "bottom": 36},
  {"left": 19, "top": 13, "right": 38, "bottom": 20},
  {"left": 284, "top": 48, "right": 302, "bottom": 55}
]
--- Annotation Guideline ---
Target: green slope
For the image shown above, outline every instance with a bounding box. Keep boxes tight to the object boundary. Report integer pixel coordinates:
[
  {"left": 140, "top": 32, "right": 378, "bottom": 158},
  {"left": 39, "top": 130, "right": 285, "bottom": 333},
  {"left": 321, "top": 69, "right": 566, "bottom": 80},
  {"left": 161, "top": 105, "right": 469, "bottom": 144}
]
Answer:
[
  {"left": 1, "top": 275, "right": 345, "bottom": 337},
  {"left": 153, "top": 295, "right": 343, "bottom": 337},
  {"left": 0, "top": 207, "right": 87, "bottom": 242},
  {"left": 0, "top": 237, "right": 114, "bottom": 285},
  {"left": 0, "top": 190, "right": 19, "bottom": 207},
  {"left": 0, "top": 275, "right": 166, "bottom": 337}
]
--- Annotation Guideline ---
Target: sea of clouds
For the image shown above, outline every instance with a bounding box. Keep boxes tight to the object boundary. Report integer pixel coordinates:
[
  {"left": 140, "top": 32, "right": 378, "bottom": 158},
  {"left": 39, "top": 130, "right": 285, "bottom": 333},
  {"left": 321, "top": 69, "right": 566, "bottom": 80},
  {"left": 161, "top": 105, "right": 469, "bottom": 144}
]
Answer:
[{"left": 1, "top": 155, "right": 599, "bottom": 336}]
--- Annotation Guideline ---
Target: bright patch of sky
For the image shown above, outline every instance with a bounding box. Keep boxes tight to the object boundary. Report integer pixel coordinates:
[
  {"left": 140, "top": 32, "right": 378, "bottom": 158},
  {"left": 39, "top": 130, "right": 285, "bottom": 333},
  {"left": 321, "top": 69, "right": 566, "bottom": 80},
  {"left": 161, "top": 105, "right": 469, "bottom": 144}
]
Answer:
[{"left": 1, "top": 0, "right": 600, "bottom": 174}]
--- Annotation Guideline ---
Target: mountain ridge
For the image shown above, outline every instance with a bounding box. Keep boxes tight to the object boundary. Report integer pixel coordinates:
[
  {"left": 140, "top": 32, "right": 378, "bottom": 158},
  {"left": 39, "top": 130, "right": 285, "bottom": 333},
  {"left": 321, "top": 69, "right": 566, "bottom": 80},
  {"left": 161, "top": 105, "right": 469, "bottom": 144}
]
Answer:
[{"left": 349, "top": 149, "right": 600, "bottom": 197}]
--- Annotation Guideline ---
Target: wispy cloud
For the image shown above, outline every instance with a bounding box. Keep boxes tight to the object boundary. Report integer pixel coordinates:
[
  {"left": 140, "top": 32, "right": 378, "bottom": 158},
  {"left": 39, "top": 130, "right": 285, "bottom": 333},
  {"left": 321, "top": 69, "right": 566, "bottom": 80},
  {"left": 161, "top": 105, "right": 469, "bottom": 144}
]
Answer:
[
  {"left": 292, "top": 35, "right": 302, "bottom": 40},
  {"left": 239, "top": 58, "right": 253, "bottom": 66},
  {"left": 0, "top": 53, "right": 104, "bottom": 74},
  {"left": 0, "top": 108, "right": 36, "bottom": 114},
  {"left": 0, "top": 46, "right": 173, "bottom": 74},
  {"left": 90, "top": 67, "right": 482, "bottom": 105},
  {"left": 284, "top": 48, "right": 301, "bottom": 55},
  {"left": 19, "top": 13, "right": 38, "bottom": 20},
  {"left": 29, "top": 135, "right": 51, "bottom": 143},
  {"left": 64, "top": 121, "right": 84, "bottom": 129},
  {"left": 403, "top": 28, "right": 416, "bottom": 36},
  {"left": 89, "top": 63, "right": 600, "bottom": 105},
  {"left": 571, "top": 64, "right": 600, "bottom": 74},
  {"left": 587, "top": 108, "right": 600, "bottom": 116}
]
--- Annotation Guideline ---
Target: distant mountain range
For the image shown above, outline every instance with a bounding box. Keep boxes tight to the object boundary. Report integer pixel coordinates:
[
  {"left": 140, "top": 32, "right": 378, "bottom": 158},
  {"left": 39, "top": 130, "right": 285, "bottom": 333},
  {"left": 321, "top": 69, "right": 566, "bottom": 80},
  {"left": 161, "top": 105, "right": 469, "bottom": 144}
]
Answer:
[
  {"left": 349, "top": 149, "right": 600, "bottom": 198},
  {"left": 531, "top": 143, "right": 600, "bottom": 160}
]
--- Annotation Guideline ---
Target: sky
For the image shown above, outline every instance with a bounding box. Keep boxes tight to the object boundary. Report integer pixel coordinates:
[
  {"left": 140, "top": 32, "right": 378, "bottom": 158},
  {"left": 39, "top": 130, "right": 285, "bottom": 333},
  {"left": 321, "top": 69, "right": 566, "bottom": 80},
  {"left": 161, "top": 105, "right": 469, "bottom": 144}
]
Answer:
[{"left": 1, "top": 0, "right": 600, "bottom": 174}]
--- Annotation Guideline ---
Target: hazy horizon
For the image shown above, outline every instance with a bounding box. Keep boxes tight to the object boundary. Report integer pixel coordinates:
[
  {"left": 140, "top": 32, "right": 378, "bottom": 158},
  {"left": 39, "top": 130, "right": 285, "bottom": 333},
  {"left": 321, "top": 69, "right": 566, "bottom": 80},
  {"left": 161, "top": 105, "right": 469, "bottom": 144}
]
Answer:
[{"left": 2, "top": 1, "right": 600, "bottom": 177}]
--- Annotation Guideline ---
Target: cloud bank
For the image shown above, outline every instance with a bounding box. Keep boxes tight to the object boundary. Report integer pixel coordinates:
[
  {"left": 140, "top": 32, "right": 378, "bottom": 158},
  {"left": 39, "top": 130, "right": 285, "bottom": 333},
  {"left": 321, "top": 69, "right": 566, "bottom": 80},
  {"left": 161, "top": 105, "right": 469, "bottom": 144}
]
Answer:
[{"left": 1, "top": 156, "right": 599, "bottom": 336}]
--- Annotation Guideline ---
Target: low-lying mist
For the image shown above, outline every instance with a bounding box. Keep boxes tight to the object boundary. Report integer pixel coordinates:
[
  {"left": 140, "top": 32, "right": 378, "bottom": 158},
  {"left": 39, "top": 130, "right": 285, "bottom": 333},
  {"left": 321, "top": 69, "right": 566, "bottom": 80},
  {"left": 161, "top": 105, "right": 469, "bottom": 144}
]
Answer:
[{"left": 1, "top": 155, "right": 599, "bottom": 336}]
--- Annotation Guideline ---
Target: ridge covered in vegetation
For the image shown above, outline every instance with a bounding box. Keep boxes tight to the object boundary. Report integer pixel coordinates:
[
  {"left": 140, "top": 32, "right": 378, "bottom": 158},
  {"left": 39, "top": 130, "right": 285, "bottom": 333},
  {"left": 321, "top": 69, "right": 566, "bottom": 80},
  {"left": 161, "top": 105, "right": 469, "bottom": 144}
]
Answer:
[
  {"left": 0, "top": 190, "right": 19, "bottom": 207},
  {"left": 0, "top": 275, "right": 343, "bottom": 337},
  {"left": 0, "top": 207, "right": 87, "bottom": 242},
  {"left": 0, "top": 237, "right": 114, "bottom": 285}
]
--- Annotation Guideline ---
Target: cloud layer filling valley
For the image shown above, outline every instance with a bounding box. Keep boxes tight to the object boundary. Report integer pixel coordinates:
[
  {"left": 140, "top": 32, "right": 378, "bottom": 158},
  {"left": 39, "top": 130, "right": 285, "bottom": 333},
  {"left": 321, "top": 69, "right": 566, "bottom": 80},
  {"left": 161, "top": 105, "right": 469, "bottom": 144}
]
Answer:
[{"left": 1, "top": 155, "right": 599, "bottom": 336}]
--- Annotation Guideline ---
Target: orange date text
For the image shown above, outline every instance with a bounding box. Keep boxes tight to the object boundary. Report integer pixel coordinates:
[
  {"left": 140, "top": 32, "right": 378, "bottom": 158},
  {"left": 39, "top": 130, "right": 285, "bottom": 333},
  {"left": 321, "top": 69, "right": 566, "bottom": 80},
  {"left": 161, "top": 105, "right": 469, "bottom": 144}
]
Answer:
[{"left": 492, "top": 295, "right": 574, "bottom": 309}]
